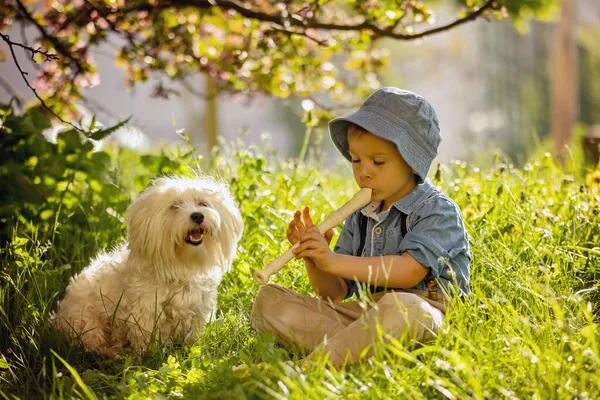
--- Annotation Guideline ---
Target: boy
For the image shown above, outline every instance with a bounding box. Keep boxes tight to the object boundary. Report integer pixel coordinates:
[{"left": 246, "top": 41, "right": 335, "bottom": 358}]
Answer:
[{"left": 251, "top": 87, "right": 471, "bottom": 367}]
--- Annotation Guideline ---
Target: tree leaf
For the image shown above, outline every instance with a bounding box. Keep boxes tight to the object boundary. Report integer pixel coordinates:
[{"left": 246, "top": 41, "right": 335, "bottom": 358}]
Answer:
[{"left": 88, "top": 117, "right": 131, "bottom": 141}]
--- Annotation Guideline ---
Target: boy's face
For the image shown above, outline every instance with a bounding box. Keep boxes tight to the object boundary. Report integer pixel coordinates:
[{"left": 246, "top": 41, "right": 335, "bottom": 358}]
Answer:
[{"left": 347, "top": 128, "right": 416, "bottom": 211}]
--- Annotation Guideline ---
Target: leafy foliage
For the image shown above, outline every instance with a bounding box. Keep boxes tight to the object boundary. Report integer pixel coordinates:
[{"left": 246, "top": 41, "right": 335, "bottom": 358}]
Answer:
[
  {"left": 0, "top": 103, "right": 117, "bottom": 246},
  {"left": 1, "top": 0, "right": 557, "bottom": 120},
  {"left": 0, "top": 101, "right": 191, "bottom": 247}
]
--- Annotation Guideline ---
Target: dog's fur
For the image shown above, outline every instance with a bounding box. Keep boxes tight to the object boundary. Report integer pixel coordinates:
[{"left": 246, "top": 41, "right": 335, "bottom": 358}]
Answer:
[{"left": 51, "top": 176, "right": 244, "bottom": 356}]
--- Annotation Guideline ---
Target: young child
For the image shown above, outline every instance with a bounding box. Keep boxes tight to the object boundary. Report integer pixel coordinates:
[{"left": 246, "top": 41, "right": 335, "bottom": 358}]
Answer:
[{"left": 251, "top": 87, "right": 471, "bottom": 367}]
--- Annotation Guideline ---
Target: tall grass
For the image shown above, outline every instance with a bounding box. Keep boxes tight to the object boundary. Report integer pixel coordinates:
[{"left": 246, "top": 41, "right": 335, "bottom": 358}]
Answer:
[{"left": 0, "top": 140, "right": 598, "bottom": 399}]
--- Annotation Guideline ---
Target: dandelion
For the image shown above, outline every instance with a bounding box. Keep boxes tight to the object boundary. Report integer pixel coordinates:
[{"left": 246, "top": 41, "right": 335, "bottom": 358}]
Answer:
[
  {"left": 585, "top": 170, "right": 600, "bottom": 188},
  {"left": 462, "top": 207, "right": 477, "bottom": 221}
]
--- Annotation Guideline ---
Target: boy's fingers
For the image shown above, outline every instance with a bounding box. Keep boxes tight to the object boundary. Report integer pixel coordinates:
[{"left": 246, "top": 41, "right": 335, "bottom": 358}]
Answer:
[
  {"left": 295, "top": 239, "right": 326, "bottom": 259},
  {"left": 287, "top": 227, "right": 297, "bottom": 239},
  {"left": 294, "top": 238, "right": 310, "bottom": 252},
  {"left": 309, "top": 231, "right": 326, "bottom": 240},
  {"left": 303, "top": 206, "right": 314, "bottom": 228},
  {"left": 295, "top": 247, "right": 317, "bottom": 259},
  {"left": 295, "top": 250, "right": 315, "bottom": 259},
  {"left": 293, "top": 236, "right": 319, "bottom": 254},
  {"left": 294, "top": 210, "right": 305, "bottom": 231},
  {"left": 298, "top": 233, "right": 324, "bottom": 248},
  {"left": 297, "top": 233, "right": 326, "bottom": 248}
]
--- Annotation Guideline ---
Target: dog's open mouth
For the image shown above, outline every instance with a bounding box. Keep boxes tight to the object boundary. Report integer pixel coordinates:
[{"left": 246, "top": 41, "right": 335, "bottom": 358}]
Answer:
[{"left": 185, "top": 228, "right": 204, "bottom": 246}]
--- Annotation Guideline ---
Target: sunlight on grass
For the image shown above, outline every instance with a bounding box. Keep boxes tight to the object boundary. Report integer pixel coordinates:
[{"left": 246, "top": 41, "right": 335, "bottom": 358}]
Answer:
[{"left": 1, "top": 139, "right": 599, "bottom": 399}]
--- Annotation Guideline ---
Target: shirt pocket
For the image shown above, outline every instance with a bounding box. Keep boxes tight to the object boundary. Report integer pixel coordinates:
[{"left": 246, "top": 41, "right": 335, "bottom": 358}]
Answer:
[
  {"left": 386, "top": 226, "right": 402, "bottom": 238},
  {"left": 383, "top": 227, "right": 404, "bottom": 256}
]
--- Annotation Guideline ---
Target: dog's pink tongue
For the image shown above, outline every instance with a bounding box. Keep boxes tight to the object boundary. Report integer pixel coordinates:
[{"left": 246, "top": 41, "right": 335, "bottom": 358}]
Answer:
[{"left": 188, "top": 230, "right": 204, "bottom": 241}]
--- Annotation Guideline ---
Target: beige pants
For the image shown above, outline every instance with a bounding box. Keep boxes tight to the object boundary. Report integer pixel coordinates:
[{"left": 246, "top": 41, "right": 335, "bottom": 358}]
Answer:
[{"left": 251, "top": 284, "right": 445, "bottom": 367}]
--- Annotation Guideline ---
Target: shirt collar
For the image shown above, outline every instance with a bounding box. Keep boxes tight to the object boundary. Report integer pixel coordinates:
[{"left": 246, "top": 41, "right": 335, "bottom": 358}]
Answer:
[
  {"left": 361, "top": 201, "right": 382, "bottom": 221},
  {"left": 360, "top": 178, "right": 436, "bottom": 219}
]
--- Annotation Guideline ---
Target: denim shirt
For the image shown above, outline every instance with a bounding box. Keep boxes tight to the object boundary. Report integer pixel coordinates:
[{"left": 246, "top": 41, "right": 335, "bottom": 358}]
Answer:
[{"left": 333, "top": 178, "right": 471, "bottom": 299}]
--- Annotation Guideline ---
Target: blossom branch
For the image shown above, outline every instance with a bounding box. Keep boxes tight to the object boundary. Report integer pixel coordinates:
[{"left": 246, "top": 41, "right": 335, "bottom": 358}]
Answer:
[
  {"left": 0, "top": 32, "right": 81, "bottom": 130},
  {"left": 123, "top": 0, "right": 498, "bottom": 41}
]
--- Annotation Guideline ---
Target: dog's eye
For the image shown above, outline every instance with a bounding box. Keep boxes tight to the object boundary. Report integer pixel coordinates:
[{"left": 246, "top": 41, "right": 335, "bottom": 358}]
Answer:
[
  {"left": 198, "top": 201, "right": 209, "bottom": 207},
  {"left": 170, "top": 204, "right": 180, "bottom": 211}
]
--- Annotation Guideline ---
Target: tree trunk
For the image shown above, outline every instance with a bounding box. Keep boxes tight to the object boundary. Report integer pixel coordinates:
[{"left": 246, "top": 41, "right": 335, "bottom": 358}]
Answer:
[
  {"left": 205, "top": 74, "right": 218, "bottom": 152},
  {"left": 550, "top": 0, "right": 578, "bottom": 162}
]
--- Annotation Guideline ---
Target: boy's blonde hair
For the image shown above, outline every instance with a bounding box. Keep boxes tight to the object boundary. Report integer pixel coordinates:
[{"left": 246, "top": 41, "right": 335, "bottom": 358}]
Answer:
[{"left": 347, "top": 123, "right": 369, "bottom": 137}]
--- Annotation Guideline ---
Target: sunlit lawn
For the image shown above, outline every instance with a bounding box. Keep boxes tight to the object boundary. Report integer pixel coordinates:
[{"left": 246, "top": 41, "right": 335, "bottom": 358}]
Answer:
[{"left": 1, "top": 140, "right": 599, "bottom": 399}]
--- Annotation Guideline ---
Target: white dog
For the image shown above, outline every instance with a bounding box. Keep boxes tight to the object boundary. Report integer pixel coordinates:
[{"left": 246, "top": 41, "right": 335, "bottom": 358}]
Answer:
[{"left": 51, "top": 176, "right": 244, "bottom": 357}]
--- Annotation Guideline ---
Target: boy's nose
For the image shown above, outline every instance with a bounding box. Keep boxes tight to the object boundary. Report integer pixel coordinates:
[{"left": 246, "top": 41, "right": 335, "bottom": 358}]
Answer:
[
  {"left": 358, "top": 167, "right": 372, "bottom": 180},
  {"left": 358, "top": 174, "right": 372, "bottom": 186}
]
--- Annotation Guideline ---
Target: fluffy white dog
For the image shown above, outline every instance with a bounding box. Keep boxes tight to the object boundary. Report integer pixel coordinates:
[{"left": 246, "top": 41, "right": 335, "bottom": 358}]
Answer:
[{"left": 51, "top": 176, "right": 244, "bottom": 357}]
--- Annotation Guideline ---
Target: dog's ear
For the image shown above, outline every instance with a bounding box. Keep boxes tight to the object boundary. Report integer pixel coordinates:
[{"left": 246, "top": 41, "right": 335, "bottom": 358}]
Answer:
[
  {"left": 125, "top": 182, "right": 176, "bottom": 267},
  {"left": 214, "top": 185, "right": 244, "bottom": 273},
  {"left": 126, "top": 175, "right": 173, "bottom": 238}
]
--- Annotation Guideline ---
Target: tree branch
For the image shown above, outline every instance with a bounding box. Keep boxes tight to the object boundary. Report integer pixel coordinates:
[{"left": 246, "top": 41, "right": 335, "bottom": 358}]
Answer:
[
  {"left": 14, "top": 0, "right": 84, "bottom": 74},
  {"left": 0, "top": 33, "right": 81, "bottom": 130},
  {"left": 269, "top": 24, "right": 327, "bottom": 46},
  {"left": 0, "top": 33, "right": 58, "bottom": 62},
  {"left": 122, "top": 0, "right": 497, "bottom": 41}
]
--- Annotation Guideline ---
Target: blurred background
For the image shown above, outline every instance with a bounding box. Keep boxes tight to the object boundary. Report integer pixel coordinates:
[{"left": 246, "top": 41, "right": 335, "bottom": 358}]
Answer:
[{"left": 1, "top": 0, "right": 599, "bottom": 167}]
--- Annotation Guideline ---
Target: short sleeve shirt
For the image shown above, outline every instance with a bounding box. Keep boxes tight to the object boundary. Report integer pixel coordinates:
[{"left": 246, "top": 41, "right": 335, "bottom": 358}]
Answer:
[{"left": 333, "top": 178, "right": 471, "bottom": 299}]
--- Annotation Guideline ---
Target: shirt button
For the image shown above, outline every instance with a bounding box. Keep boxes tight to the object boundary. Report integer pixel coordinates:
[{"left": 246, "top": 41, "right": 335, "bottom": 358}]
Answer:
[{"left": 374, "top": 227, "right": 382, "bottom": 235}]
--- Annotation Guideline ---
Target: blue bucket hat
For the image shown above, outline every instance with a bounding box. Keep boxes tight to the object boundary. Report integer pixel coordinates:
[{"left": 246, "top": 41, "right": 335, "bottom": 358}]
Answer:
[{"left": 329, "top": 87, "right": 442, "bottom": 184}]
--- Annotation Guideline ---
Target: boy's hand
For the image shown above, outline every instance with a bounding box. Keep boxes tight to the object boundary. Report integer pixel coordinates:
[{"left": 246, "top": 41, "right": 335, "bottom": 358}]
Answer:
[
  {"left": 293, "top": 225, "right": 336, "bottom": 271},
  {"left": 287, "top": 206, "right": 333, "bottom": 245}
]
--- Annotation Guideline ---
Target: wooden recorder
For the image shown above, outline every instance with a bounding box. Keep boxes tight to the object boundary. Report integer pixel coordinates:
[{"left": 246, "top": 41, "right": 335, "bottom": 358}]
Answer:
[{"left": 253, "top": 188, "right": 372, "bottom": 285}]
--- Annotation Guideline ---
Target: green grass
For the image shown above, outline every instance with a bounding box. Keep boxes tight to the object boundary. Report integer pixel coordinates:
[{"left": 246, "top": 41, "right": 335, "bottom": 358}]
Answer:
[{"left": 1, "top": 141, "right": 599, "bottom": 399}]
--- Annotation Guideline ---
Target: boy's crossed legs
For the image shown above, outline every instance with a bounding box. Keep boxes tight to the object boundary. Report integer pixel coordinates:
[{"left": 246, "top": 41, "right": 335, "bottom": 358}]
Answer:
[{"left": 251, "top": 284, "right": 444, "bottom": 367}]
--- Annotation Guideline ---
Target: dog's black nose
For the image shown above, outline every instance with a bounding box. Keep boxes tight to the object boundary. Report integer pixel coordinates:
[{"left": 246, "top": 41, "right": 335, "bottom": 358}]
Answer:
[{"left": 190, "top": 212, "right": 204, "bottom": 224}]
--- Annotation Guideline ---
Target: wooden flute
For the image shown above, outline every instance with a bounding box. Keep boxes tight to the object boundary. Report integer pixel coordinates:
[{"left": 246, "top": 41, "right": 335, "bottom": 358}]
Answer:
[{"left": 253, "top": 188, "right": 372, "bottom": 285}]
